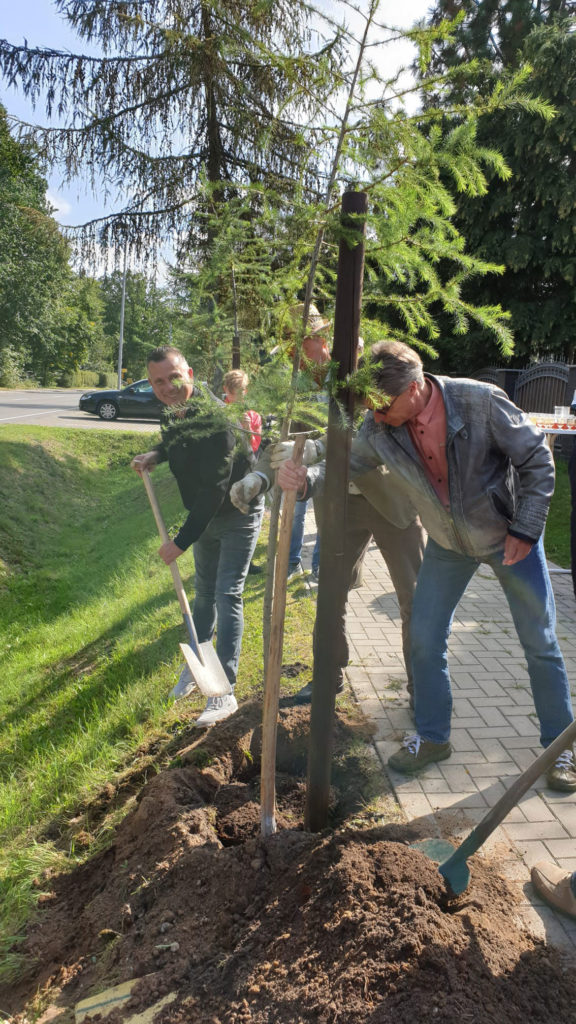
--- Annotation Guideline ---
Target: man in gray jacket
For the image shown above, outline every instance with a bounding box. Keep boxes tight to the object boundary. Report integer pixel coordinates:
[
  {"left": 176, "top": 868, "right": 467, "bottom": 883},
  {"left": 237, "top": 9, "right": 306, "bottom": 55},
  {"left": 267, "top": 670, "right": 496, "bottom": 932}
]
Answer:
[{"left": 278, "top": 340, "right": 576, "bottom": 791}]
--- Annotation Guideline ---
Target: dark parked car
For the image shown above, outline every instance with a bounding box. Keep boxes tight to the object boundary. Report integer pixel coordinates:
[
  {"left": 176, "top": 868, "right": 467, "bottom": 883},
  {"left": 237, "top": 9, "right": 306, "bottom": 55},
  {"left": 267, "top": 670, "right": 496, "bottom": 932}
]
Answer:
[{"left": 79, "top": 379, "right": 164, "bottom": 420}]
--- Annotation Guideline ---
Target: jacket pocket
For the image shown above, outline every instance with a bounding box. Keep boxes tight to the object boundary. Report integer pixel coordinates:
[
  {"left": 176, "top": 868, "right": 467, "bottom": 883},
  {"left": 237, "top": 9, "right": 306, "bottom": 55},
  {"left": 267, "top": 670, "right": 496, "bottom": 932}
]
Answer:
[{"left": 489, "top": 489, "right": 513, "bottom": 523}]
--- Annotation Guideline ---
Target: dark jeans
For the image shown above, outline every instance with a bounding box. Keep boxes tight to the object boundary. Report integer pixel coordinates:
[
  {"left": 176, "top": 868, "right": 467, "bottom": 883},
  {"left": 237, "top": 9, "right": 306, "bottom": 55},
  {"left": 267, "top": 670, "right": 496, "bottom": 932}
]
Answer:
[
  {"left": 192, "top": 504, "right": 263, "bottom": 687},
  {"left": 313, "top": 494, "right": 426, "bottom": 687}
]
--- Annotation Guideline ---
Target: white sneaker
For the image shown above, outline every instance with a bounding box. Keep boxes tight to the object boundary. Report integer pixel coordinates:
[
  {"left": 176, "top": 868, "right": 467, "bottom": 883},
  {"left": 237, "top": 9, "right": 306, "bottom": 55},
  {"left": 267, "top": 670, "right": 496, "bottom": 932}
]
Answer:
[
  {"left": 287, "top": 561, "right": 304, "bottom": 580},
  {"left": 195, "top": 693, "right": 238, "bottom": 728},
  {"left": 170, "top": 664, "right": 197, "bottom": 700}
]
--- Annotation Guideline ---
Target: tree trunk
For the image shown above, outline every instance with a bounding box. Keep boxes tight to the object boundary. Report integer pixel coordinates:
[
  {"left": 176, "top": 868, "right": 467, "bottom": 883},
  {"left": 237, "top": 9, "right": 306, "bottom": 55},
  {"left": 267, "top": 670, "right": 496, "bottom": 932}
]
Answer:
[{"left": 305, "top": 190, "right": 368, "bottom": 833}]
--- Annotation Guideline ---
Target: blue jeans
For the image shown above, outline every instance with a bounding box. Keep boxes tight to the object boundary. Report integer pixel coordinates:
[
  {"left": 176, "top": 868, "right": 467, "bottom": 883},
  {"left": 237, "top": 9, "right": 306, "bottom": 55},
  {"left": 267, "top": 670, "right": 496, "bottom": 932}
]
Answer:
[
  {"left": 569, "top": 440, "right": 576, "bottom": 599},
  {"left": 192, "top": 505, "right": 263, "bottom": 688},
  {"left": 411, "top": 536, "right": 573, "bottom": 747},
  {"left": 289, "top": 498, "right": 320, "bottom": 571}
]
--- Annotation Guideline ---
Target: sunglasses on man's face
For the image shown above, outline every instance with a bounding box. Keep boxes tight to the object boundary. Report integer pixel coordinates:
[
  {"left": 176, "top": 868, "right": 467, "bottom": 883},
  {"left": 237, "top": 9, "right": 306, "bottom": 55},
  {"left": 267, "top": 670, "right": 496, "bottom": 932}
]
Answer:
[
  {"left": 377, "top": 392, "right": 401, "bottom": 414},
  {"left": 377, "top": 379, "right": 419, "bottom": 413}
]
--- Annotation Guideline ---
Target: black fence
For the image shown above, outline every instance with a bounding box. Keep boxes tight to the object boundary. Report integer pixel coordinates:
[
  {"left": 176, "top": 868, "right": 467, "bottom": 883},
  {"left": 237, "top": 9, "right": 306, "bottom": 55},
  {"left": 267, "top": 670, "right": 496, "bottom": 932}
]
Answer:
[{"left": 471, "top": 362, "right": 576, "bottom": 457}]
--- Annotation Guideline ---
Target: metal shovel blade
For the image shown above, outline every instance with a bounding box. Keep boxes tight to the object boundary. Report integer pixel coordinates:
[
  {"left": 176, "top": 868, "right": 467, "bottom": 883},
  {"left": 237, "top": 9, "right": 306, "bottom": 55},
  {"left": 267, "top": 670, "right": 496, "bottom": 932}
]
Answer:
[
  {"left": 410, "top": 839, "right": 470, "bottom": 894},
  {"left": 177, "top": 641, "right": 232, "bottom": 699},
  {"left": 410, "top": 840, "right": 471, "bottom": 896},
  {"left": 416, "top": 719, "right": 576, "bottom": 896},
  {"left": 438, "top": 849, "right": 471, "bottom": 895},
  {"left": 411, "top": 838, "right": 456, "bottom": 863}
]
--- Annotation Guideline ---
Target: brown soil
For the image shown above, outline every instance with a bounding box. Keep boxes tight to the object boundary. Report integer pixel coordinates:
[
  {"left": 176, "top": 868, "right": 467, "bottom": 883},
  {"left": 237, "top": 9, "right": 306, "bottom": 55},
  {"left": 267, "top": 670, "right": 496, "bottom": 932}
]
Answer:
[{"left": 4, "top": 700, "right": 576, "bottom": 1024}]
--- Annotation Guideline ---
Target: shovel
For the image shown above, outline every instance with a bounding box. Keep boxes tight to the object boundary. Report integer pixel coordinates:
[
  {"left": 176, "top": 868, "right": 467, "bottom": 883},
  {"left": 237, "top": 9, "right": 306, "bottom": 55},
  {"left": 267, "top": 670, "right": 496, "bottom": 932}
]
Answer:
[
  {"left": 260, "top": 434, "right": 307, "bottom": 838},
  {"left": 414, "top": 717, "right": 576, "bottom": 895},
  {"left": 140, "top": 468, "right": 231, "bottom": 699}
]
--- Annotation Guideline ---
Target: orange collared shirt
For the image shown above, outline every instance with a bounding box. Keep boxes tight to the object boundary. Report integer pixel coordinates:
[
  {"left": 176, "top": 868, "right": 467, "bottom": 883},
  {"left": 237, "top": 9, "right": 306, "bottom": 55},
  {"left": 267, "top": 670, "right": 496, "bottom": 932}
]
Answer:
[{"left": 406, "top": 379, "right": 450, "bottom": 509}]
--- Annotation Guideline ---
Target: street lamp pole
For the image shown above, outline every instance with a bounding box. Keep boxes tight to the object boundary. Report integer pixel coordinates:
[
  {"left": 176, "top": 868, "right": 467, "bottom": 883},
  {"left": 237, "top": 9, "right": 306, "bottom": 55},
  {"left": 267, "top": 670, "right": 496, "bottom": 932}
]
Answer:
[{"left": 117, "top": 246, "right": 128, "bottom": 389}]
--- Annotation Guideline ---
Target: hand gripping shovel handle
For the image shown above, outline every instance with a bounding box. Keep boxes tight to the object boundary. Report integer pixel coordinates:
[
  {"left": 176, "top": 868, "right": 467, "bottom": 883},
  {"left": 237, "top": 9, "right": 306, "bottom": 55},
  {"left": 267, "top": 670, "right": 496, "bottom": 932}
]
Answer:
[
  {"left": 140, "top": 468, "right": 203, "bottom": 663},
  {"left": 440, "top": 716, "right": 576, "bottom": 894}
]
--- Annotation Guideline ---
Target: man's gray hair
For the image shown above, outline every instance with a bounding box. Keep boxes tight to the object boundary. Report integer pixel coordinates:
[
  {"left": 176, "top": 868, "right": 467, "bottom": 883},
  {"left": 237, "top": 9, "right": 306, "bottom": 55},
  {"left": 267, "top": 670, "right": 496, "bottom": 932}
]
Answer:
[{"left": 368, "top": 341, "right": 424, "bottom": 396}]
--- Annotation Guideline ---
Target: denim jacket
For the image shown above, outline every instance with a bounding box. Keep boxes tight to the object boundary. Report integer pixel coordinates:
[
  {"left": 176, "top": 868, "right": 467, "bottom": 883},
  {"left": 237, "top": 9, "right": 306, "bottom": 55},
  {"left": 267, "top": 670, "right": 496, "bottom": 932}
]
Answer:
[{"left": 307, "top": 375, "right": 554, "bottom": 558}]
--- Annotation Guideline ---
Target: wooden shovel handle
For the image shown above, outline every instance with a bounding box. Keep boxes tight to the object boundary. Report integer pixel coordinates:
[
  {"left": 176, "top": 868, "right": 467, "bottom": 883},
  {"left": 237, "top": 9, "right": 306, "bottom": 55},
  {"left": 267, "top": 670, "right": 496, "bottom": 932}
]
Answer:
[
  {"left": 260, "top": 434, "right": 307, "bottom": 837},
  {"left": 456, "top": 717, "right": 576, "bottom": 862},
  {"left": 140, "top": 468, "right": 202, "bottom": 659}
]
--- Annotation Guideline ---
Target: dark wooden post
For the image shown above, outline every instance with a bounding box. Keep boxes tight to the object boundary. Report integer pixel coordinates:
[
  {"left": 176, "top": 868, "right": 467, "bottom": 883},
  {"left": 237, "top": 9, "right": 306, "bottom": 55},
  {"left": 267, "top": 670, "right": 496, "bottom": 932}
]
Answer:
[
  {"left": 232, "top": 333, "right": 241, "bottom": 370},
  {"left": 231, "top": 264, "right": 241, "bottom": 368},
  {"left": 305, "top": 190, "right": 368, "bottom": 832}
]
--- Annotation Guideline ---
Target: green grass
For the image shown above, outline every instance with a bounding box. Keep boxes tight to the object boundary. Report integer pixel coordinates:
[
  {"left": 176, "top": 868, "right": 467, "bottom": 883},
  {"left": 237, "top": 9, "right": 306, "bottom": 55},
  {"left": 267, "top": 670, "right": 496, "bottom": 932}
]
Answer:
[
  {"left": 0, "top": 425, "right": 315, "bottom": 971},
  {"left": 546, "top": 458, "right": 571, "bottom": 567}
]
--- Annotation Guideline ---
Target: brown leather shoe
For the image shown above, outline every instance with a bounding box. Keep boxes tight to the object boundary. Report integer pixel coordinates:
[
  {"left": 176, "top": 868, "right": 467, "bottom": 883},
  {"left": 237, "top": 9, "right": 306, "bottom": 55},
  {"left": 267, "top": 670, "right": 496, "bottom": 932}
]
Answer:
[
  {"left": 531, "top": 861, "right": 576, "bottom": 919},
  {"left": 388, "top": 734, "right": 452, "bottom": 774},
  {"left": 546, "top": 749, "right": 576, "bottom": 792}
]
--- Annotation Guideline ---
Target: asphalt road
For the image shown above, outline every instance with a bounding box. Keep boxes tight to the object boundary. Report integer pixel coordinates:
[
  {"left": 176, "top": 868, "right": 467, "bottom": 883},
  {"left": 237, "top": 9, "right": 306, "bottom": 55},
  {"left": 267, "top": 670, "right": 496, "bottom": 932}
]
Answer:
[{"left": 0, "top": 389, "right": 160, "bottom": 433}]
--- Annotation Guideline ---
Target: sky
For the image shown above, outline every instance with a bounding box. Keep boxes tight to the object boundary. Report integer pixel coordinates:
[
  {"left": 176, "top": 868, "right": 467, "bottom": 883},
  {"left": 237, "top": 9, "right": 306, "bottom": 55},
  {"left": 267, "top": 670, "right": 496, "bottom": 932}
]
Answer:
[
  {"left": 1, "top": 0, "right": 434, "bottom": 240},
  {"left": 2, "top": 3, "right": 101, "bottom": 223}
]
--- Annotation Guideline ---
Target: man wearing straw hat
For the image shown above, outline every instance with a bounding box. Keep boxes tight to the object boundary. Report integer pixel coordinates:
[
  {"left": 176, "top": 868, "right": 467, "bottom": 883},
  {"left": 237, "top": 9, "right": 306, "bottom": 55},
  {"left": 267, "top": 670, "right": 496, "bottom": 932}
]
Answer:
[
  {"left": 231, "top": 325, "right": 425, "bottom": 705},
  {"left": 233, "top": 303, "right": 332, "bottom": 577}
]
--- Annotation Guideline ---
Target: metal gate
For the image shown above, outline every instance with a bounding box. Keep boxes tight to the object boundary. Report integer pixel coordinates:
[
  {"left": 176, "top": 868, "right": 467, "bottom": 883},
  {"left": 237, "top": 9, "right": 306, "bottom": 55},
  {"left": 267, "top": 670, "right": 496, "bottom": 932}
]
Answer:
[{"left": 514, "top": 362, "right": 570, "bottom": 413}]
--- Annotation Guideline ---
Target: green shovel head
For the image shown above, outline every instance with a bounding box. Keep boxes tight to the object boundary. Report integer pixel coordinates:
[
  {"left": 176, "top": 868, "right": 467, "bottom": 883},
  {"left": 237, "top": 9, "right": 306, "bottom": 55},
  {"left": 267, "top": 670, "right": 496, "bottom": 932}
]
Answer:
[
  {"left": 410, "top": 839, "right": 471, "bottom": 894},
  {"left": 438, "top": 849, "right": 471, "bottom": 895},
  {"left": 410, "top": 838, "right": 456, "bottom": 862}
]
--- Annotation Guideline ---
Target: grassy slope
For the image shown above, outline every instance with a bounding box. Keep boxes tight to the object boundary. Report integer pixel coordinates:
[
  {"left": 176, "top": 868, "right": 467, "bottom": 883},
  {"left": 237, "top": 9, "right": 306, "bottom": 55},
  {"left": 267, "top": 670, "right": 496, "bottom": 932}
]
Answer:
[{"left": 0, "top": 426, "right": 315, "bottom": 960}]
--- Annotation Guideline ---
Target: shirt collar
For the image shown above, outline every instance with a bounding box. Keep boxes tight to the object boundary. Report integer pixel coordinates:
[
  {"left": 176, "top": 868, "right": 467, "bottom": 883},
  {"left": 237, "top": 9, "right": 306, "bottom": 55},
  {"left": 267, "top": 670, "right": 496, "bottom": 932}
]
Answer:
[{"left": 409, "top": 378, "right": 440, "bottom": 427}]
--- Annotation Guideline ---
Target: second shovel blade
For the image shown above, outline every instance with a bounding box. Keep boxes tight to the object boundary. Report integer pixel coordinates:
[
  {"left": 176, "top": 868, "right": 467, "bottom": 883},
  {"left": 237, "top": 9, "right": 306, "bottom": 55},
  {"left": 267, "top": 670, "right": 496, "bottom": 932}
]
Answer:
[{"left": 178, "top": 641, "right": 232, "bottom": 698}]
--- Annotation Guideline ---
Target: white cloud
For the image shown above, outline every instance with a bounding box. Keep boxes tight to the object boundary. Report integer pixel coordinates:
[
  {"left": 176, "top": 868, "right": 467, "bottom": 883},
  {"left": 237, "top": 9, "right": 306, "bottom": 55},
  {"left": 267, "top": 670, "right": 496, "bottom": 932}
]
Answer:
[{"left": 46, "top": 190, "right": 72, "bottom": 216}]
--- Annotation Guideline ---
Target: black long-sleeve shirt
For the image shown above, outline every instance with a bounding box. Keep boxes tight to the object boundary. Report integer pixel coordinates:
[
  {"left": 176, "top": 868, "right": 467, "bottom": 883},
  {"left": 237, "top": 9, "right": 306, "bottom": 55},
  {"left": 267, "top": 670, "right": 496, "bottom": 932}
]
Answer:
[{"left": 154, "top": 386, "right": 256, "bottom": 550}]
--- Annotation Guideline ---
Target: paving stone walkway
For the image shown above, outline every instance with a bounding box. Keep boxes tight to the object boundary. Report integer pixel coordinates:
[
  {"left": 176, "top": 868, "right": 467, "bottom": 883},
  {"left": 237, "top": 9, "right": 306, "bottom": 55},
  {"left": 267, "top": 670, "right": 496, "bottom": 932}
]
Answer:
[{"left": 299, "top": 507, "right": 576, "bottom": 953}]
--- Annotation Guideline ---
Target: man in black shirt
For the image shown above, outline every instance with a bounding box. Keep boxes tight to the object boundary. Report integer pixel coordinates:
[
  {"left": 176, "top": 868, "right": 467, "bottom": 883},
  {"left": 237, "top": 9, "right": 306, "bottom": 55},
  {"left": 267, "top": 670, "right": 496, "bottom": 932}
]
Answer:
[{"left": 131, "top": 346, "right": 263, "bottom": 726}]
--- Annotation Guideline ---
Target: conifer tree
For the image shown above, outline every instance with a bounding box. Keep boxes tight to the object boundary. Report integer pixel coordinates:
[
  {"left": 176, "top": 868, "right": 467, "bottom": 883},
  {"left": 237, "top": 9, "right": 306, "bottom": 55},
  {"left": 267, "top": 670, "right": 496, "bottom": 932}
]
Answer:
[
  {"left": 420, "top": 1, "right": 576, "bottom": 368},
  {"left": 1, "top": 0, "right": 545, "bottom": 379},
  {"left": 0, "top": 0, "right": 339, "bottom": 259}
]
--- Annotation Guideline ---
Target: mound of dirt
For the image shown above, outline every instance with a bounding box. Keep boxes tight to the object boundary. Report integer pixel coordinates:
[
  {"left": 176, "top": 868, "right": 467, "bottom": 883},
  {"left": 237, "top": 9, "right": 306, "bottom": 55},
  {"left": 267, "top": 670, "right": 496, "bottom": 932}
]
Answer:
[{"left": 5, "top": 702, "right": 576, "bottom": 1024}]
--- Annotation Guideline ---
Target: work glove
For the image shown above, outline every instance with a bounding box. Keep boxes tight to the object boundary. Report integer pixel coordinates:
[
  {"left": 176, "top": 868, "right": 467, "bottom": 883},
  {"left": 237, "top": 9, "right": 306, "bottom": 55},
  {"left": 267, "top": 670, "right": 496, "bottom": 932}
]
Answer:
[
  {"left": 230, "top": 472, "right": 264, "bottom": 514},
  {"left": 268, "top": 438, "right": 322, "bottom": 469},
  {"left": 130, "top": 450, "right": 160, "bottom": 475}
]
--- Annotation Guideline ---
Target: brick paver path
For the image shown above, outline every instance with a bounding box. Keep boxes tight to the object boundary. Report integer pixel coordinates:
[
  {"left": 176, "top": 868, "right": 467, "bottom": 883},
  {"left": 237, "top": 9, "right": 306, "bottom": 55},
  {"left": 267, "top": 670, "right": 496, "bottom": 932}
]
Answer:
[{"left": 300, "top": 508, "right": 576, "bottom": 952}]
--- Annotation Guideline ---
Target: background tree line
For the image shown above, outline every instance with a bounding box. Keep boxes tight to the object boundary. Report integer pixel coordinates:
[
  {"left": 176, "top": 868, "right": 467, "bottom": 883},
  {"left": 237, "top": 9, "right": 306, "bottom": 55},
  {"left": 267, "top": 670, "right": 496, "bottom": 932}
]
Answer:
[
  {"left": 0, "top": 100, "right": 191, "bottom": 387},
  {"left": 0, "top": 0, "right": 575, "bottom": 390}
]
